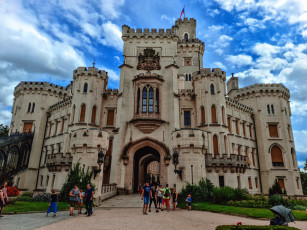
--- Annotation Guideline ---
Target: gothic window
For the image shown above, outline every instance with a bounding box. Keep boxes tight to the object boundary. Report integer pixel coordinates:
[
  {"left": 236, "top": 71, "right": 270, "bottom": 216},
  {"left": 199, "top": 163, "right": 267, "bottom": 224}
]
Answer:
[
  {"left": 31, "top": 103, "right": 35, "bottom": 113},
  {"left": 54, "top": 120, "right": 58, "bottom": 135},
  {"left": 7, "top": 146, "right": 19, "bottom": 170},
  {"left": 255, "top": 178, "right": 258, "bottom": 188},
  {"left": 189, "top": 74, "right": 191, "bottom": 81},
  {"left": 238, "top": 145, "right": 241, "bottom": 155},
  {"left": 91, "top": 106, "right": 97, "bottom": 123},
  {"left": 184, "top": 33, "right": 189, "bottom": 41},
  {"left": 227, "top": 117, "right": 231, "bottom": 132},
  {"left": 27, "top": 103, "right": 31, "bottom": 112},
  {"left": 235, "top": 120, "right": 239, "bottom": 134},
  {"left": 252, "top": 150, "right": 255, "bottom": 166},
  {"left": 222, "top": 106, "right": 225, "bottom": 125},
  {"left": 72, "top": 105, "right": 75, "bottom": 123},
  {"left": 155, "top": 88, "right": 159, "bottom": 113},
  {"left": 267, "top": 104, "right": 270, "bottom": 114},
  {"left": 185, "top": 74, "right": 188, "bottom": 81},
  {"left": 142, "top": 87, "right": 148, "bottom": 113},
  {"left": 148, "top": 87, "right": 154, "bottom": 113},
  {"left": 83, "top": 83, "right": 88, "bottom": 93},
  {"left": 249, "top": 124, "right": 252, "bottom": 138},
  {"left": 268, "top": 124, "right": 278, "bottom": 137},
  {"left": 248, "top": 177, "right": 252, "bottom": 189},
  {"left": 291, "top": 148, "right": 296, "bottom": 168},
  {"left": 210, "top": 84, "right": 215, "bottom": 94},
  {"left": 271, "top": 145, "right": 284, "bottom": 167},
  {"left": 184, "top": 111, "right": 191, "bottom": 126},
  {"left": 107, "top": 109, "right": 115, "bottom": 126},
  {"left": 19, "top": 143, "right": 30, "bottom": 168},
  {"left": 224, "top": 135, "right": 227, "bottom": 154},
  {"left": 136, "top": 88, "right": 140, "bottom": 113},
  {"left": 242, "top": 121, "right": 246, "bottom": 137},
  {"left": 48, "top": 123, "right": 52, "bottom": 137},
  {"left": 271, "top": 105, "right": 275, "bottom": 114},
  {"left": 211, "top": 105, "right": 217, "bottom": 123},
  {"left": 0, "top": 150, "right": 5, "bottom": 171},
  {"left": 80, "top": 104, "right": 86, "bottom": 122},
  {"left": 61, "top": 118, "right": 65, "bottom": 133},
  {"left": 213, "top": 135, "right": 219, "bottom": 154},
  {"left": 201, "top": 106, "right": 205, "bottom": 124}
]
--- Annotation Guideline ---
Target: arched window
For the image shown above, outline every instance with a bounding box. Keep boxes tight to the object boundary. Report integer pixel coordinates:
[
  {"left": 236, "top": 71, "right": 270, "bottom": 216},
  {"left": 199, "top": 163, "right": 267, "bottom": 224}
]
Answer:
[
  {"left": 184, "top": 33, "right": 189, "bottom": 41},
  {"left": 0, "top": 150, "right": 5, "bottom": 171},
  {"left": 189, "top": 74, "right": 191, "bottom": 81},
  {"left": 185, "top": 74, "right": 188, "bottom": 81},
  {"left": 210, "top": 84, "right": 215, "bottom": 94},
  {"left": 136, "top": 88, "right": 140, "bottom": 113},
  {"left": 267, "top": 105, "right": 270, "bottom": 114},
  {"left": 142, "top": 87, "right": 148, "bottom": 113},
  {"left": 271, "top": 145, "right": 284, "bottom": 167},
  {"left": 224, "top": 135, "right": 227, "bottom": 154},
  {"left": 72, "top": 105, "right": 75, "bottom": 123},
  {"left": 19, "top": 143, "right": 31, "bottom": 168},
  {"left": 7, "top": 146, "right": 19, "bottom": 170},
  {"left": 271, "top": 105, "right": 275, "bottom": 114},
  {"left": 211, "top": 105, "right": 217, "bottom": 123},
  {"left": 83, "top": 83, "right": 88, "bottom": 93},
  {"left": 80, "top": 104, "right": 86, "bottom": 122},
  {"left": 201, "top": 106, "right": 205, "bottom": 124},
  {"left": 148, "top": 87, "right": 154, "bottom": 113},
  {"left": 91, "top": 106, "right": 97, "bottom": 123},
  {"left": 213, "top": 135, "right": 219, "bottom": 155},
  {"left": 28, "top": 103, "right": 31, "bottom": 112},
  {"left": 222, "top": 106, "right": 225, "bottom": 125},
  {"left": 155, "top": 88, "right": 159, "bottom": 113},
  {"left": 32, "top": 103, "right": 35, "bottom": 113},
  {"left": 291, "top": 148, "right": 296, "bottom": 168}
]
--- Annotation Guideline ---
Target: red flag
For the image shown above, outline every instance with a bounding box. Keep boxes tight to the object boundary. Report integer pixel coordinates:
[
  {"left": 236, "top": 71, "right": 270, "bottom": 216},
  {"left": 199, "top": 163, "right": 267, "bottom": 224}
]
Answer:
[{"left": 180, "top": 7, "right": 185, "bottom": 19}]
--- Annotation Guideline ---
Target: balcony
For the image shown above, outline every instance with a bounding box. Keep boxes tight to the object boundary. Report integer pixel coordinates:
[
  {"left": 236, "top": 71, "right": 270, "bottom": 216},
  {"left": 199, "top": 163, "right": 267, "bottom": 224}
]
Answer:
[
  {"left": 205, "top": 154, "right": 248, "bottom": 173},
  {"left": 46, "top": 153, "right": 73, "bottom": 172},
  {"left": 131, "top": 113, "right": 164, "bottom": 134}
]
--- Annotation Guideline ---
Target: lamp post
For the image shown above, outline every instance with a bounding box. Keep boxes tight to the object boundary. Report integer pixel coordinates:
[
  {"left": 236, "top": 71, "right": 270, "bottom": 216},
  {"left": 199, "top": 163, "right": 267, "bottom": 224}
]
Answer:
[
  {"left": 94, "top": 148, "right": 105, "bottom": 179},
  {"left": 172, "top": 149, "right": 182, "bottom": 180}
]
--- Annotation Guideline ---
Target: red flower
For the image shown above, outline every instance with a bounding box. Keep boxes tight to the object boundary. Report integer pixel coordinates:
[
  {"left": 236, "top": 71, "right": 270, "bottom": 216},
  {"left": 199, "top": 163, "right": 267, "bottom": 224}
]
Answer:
[{"left": 7, "top": 186, "right": 20, "bottom": 197}]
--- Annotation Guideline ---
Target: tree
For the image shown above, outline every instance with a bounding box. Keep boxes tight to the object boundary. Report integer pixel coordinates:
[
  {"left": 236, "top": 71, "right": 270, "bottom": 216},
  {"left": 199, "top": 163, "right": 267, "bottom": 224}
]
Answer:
[
  {"left": 269, "top": 179, "right": 284, "bottom": 196},
  {"left": 0, "top": 124, "right": 9, "bottom": 138},
  {"left": 301, "top": 159, "right": 307, "bottom": 195}
]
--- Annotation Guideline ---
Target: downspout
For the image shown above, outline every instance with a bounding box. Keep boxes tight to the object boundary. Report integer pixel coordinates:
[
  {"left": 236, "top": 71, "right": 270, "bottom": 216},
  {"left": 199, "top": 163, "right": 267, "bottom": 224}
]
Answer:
[
  {"left": 35, "top": 112, "right": 50, "bottom": 190},
  {"left": 252, "top": 115, "right": 263, "bottom": 194}
]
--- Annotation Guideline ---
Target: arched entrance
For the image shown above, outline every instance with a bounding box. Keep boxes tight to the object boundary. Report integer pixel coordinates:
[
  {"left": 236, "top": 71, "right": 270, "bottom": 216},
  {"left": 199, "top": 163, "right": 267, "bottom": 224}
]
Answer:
[{"left": 123, "top": 138, "right": 169, "bottom": 192}]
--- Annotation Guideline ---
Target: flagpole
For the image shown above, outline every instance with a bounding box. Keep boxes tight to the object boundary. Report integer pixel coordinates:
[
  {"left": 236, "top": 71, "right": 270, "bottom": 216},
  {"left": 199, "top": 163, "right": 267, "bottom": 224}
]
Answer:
[{"left": 184, "top": 5, "right": 185, "bottom": 19}]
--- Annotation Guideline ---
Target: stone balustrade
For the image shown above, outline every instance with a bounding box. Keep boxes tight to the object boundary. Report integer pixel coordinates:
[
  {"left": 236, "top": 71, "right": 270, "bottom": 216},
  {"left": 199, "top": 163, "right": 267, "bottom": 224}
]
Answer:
[
  {"left": 205, "top": 154, "right": 248, "bottom": 173},
  {"left": 46, "top": 153, "right": 73, "bottom": 172}
]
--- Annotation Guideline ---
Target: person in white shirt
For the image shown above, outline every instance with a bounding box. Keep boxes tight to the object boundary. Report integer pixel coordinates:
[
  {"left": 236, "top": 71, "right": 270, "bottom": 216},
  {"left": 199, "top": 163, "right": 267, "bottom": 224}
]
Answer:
[{"left": 156, "top": 184, "right": 163, "bottom": 209}]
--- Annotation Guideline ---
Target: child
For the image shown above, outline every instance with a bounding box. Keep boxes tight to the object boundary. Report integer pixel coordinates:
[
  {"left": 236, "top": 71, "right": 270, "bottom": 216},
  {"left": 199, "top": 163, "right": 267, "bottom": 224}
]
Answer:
[
  {"left": 186, "top": 194, "right": 192, "bottom": 211},
  {"left": 46, "top": 189, "right": 58, "bottom": 217},
  {"left": 78, "top": 189, "right": 85, "bottom": 214}
]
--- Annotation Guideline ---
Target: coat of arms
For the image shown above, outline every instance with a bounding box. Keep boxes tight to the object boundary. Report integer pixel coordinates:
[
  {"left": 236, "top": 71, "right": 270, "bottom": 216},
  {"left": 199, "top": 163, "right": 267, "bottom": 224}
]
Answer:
[{"left": 137, "top": 48, "right": 161, "bottom": 71}]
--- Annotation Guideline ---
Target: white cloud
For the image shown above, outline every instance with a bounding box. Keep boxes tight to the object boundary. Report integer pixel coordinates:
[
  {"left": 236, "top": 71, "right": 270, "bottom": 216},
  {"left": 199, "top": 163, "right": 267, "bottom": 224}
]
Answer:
[
  {"left": 0, "top": 110, "right": 12, "bottom": 126},
  {"left": 101, "top": 21, "right": 123, "bottom": 51},
  {"left": 161, "top": 15, "right": 176, "bottom": 24},
  {"left": 208, "top": 25, "right": 224, "bottom": 32},
  {"left": 211, "top": 35, "right": 233, "bottom": 55},
  {"left": 213, "top": 62, "right": 227, "bottom": 70},
  {"left": 100, "top": 0, "right": 125, "bottom": 19},
  {"left": 97, "top": 65, "right": 120, "bottom": 81},
  {"left": 293, "top": 130, "right": 307, "bottom": 155},
  {"left": 226, "top": 54, "right": 253, "bottom": 67}
]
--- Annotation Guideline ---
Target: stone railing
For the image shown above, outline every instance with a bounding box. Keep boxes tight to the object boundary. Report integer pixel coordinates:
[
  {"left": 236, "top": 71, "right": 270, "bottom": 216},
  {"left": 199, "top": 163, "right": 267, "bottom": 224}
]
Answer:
[
  {"left": 205, "top": 154, "right": 248, "bottom": 173},
  {"left": 101, "top": 183, "right": 117, "bottom": 201},
  {"left": 46, "top": 153, "right": 73, "bottom": 172}
]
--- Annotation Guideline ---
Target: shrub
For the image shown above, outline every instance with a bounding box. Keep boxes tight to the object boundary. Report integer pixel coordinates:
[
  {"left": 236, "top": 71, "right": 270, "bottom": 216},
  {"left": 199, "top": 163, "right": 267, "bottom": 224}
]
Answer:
[
  {"left": 33, "top": 193, "right": 51, "bottom": 202},
  {"left": 7, "top": 186, "right": 20, "bottom": 197},
  {"left": 20, "top": 192, "right": 33, "bottom": 198},
  {"left": 18, "top": 196, "right": 33, "bottom": 202},
  {"left": 268, "top": 195, "right": 295, "bottom": 209},
  {"left": 226, "top": 200, "right": 270, "bottom": 208},
  {"left": 212, "top": 187, "right": 249, "bottom": 204},
  {"left": 293, "top": 205, "right": 307, "bottom": 210},
  {"left": 269, "top": 179, "right": 285, "bottom": 196}
]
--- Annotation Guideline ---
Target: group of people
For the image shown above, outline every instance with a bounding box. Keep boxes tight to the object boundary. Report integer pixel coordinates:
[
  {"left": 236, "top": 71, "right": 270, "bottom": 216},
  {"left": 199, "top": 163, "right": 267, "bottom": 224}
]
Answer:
[
  {"left": 46, "top": 184, "right": 94, "bottom": 217},
  {"left": 0, "top": 182, "right": 8, "bottom": 217},
  {"left": 140, "top": 182, "right": 190, "bottom": 215}
]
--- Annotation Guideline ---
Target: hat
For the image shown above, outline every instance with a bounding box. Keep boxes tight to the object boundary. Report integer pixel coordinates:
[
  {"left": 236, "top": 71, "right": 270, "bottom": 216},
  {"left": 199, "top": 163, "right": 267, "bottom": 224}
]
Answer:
[{"left": 188, "top": 195, "right": 191, "bottom": 197}]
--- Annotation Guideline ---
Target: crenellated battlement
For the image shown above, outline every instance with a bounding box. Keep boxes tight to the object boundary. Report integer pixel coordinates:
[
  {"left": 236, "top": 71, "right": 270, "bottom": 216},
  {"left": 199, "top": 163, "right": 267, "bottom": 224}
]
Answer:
[
  {"left": 48, "top": 96, "right": 72, "bottom": 113},
  {"left": 179, "top": 89, "right": 195, "bottom": 97},
  {"left": 178, "top": 38, "right": 204, "bottom": 46},
  {"left": 73, "top": 67, "right": 108, "bottom": 79},
  {"left": 14, "top": 81, "right": 68, "bottom": 96},
  {"left": 225, "top": 97, "right": 253, "bottom": 113},
  {"left": 174, "top": 18, "right": 196, "bottom": 26},
  {"left": 122, "top": 25, "right": 177, "bottom": 39},
  {"left": 192, "top": 68, "right": 226, "bottom": 81},
  {"left": 103, "top": 88, "right": 119, "bottom": 98}
]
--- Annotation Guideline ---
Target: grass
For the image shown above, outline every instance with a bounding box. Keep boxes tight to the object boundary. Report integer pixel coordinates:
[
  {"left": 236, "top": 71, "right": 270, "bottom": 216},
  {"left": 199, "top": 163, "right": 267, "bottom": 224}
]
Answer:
[
  {"left": 3, "top": 201, "right": 70, "bottom": 214},
  {"left": 216, "top": 225, "right": 299, "bottom": 230},
  {"left": 180, "top": 202, "right": 307, "bottom": 221}
]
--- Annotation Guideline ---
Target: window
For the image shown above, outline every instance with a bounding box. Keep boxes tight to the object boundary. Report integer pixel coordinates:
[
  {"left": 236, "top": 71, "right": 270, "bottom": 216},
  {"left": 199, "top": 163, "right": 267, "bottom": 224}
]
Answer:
[
  {"left": 211, "top": 105, "right": 217, "bottom": 123},
  {"left": 189, "top": 74, "right": 191, "bottom": 81},
  {"left": 267, "top": 105, "right": 270, "bottom": 114},
  {"left": 213, "top": 135, "right": 219, "bottom": 154},
  {"left": 7, "top": 146, "right": 19, "bottom": 170},
  {"left": 268, "top": 124, "right": 278, "bottom": 137},
  {"left": 245, "top": 147, "right": 251, "bottom": 165},
  {"left": 184, "top": 58, "right": 192, "bottom": 66},
  {"left": 222, "top": 106, "right": 225, "bottom": 125},
  {"left": 91, "top": 106, "right": 97, "bottom": 123},
  {"left": 271, "top": 145, "right": 284, "bottom": 166},
  {"left": 235, "top": 120, "right": 239, "bottom": 135},
  {"left": 148, "top": 87, "right": 154, "bottom": 113},
  {"left": 296, "top": 177, "right": 300, "bottom": 189},
  {"left": 54, "top": 120, "right": 58, "bottom": 136},
  {"left": 48, "top": 123, "right": 53, "bottom": 137},
  {"left": 252, "top": 150, "right": 255, "bottom": 166},
  {"left": 185, "top": 74, "right": 188, "bottom": 81},
  {"left": 61, "top": 118, "right": 65, "bottom": 133},
  {"left": 46, "top": 176, "right": 49, "bottom": 186},
  {"left": 136, "top": 88, "right": 140, "bottom": 113},
  {"left": 80, "top": 104, "right": 86, "bottom": 122},
  {"left": 271, "top": 105, "right": 274, "bottom": 114},
  {"left": 142, "top": 88, "right": 147, "bottom": 112},
  {"left": 201, "top": 106, "right": 205, "bottom": 124},
  {"left": 184, "top": 33, "right": 189, "bottom": 41},
  {"left": 248, "top": 177, "right": 252, "bottom": 189},
  {"left": 72, "top": 105, "right": 75, "bottom": 123},
  {"left": 224, "top": 136, "right": 227, "bottom": 154},
  {"left": 107, "top": 109, "right": 115, "bottom": 126},
  {"left": 238, "top": 145, "right": 241, "bottom": 155},
  {"left": 291, "top": 148, "right": 296, "bottom": 168},
  {"left": 40, "top": 175, "right": 43, "bottom": 186},
  {"left": 27, "top": 103, "right": 31, "bottom": 112},
  {"left": 219, "top": 176, "right": 224, "bottom": 187},
  {"left": 249, "top": 124, "right": 252, "bottom": 138},
  {"left": 255, "top": 178, "right": 258, "bottom": 188},
  {"left": 31, "top": 103, "right": 35, "bottom": 113},
  {"left": 285, "top": 107, "right": 287, "bottom": 116},
  {"left": 23, "top": 123, "right": 32, "bottom": 133},
  {"left": 17, "top": 178, "right": 20, "bottom": 187},
  {"left": 278, "top": 178, "right": 285, "bottom": 190},
  {"left": 287, "top": 125, "right": 291, "bottom": 140},
  {"left": 155, "top": 88, "right": 159, "bottom": 113},
  {"left": 227, "top": 117, "right": 231, "bottom": 132},
  {"left": 83, "top": 83, "right": 88, "bottom": 93},
  {"left": 210, "top": 84, "right": 215, "bottom": 94},
  {"left": 242, "top": 121, "right": 246, "bottom": 136},
  {"left": 184, "top": 111, "right": 191, "bottom": 126}
]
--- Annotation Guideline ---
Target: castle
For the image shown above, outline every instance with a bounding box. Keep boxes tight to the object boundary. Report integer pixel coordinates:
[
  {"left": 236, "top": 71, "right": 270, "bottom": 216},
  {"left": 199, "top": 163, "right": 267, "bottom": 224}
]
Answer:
[{"left": 0, "top": 18, "right": 303, "bottom": 201}]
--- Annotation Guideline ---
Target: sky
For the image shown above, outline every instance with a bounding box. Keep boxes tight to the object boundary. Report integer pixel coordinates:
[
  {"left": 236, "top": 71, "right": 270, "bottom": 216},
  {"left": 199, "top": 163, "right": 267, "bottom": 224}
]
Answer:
[{"left": 0, "top": 0, "right": 307, "bottom": 169}]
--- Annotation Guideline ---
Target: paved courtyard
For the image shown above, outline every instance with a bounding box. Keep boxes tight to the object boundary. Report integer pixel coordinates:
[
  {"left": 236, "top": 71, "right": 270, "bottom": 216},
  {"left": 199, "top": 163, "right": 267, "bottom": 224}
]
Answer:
[{"left": 0, "top": 195, "right": 305, "bottom": 230}]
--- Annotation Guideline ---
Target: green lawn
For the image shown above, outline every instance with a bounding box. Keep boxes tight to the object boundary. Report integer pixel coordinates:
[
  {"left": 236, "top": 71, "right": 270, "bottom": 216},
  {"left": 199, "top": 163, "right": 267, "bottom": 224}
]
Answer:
[
  {"left": 183, "top": 202, "right": 307, "bottom": 221},
  {"left": 3, "top": 201, "right": 70, "bottom": 214},
  {"left": 216, "top": 225, "right": 299, "bottom": 230}
]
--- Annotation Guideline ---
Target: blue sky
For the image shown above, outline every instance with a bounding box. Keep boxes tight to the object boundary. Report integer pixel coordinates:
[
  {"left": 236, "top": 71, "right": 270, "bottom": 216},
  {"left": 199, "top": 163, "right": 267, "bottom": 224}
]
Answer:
[{"left": 0, "top": 0, "right": 307, "bottom": 168}]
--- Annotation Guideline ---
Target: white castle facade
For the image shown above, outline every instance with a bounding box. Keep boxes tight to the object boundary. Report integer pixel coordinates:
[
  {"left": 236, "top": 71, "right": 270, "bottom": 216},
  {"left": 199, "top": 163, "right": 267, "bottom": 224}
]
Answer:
[{"left": 0, "top": 18, "right": 303, "bottom": 201}]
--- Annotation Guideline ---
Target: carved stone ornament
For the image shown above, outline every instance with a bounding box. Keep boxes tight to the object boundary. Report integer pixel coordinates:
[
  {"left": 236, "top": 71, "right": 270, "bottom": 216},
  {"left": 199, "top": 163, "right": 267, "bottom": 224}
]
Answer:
[{"left": 137, "top": 48, "right": 161, "bottom": 71}]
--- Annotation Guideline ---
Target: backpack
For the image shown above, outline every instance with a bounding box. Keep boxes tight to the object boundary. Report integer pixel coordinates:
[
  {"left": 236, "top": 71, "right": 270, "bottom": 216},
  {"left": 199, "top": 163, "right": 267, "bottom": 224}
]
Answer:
[{"left": 164, "top": 188, "right": 170, "bottom": 198}]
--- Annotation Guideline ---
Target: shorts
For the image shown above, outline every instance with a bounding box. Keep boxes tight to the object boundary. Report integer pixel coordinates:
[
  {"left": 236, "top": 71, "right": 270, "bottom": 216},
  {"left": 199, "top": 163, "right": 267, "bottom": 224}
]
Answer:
[
  {"left": 187, "top": 202, "right": 192, "bottom": 206},
  {"left": 143, "top": 195, "right": 150, "bottom": 204},
  {"left": 3, "top": 198, "right": 7, "bottom": 207},
  {"left": 162, "top": 198, "right": 169, "bottom": 207},
  {"left": 70, "top": 200, "right": 77, "bottom": 207},
  {"left": 157, "top": 197, "right": 162, "bottom": 203}
]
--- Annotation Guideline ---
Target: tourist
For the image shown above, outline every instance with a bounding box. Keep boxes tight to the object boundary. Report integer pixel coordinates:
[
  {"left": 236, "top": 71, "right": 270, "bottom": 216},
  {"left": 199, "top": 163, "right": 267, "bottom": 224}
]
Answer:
[
  {"left": 46, "top": 189, "right": 58, "bottom": 217},
  {"left": 161, "top": 184, "right": 171, "bottom": 212},
  {"left": 156, "top": 184, "right": 163, "bottom": 209},
  {"left": 186, "top": 194, "right": 192, "bottom": 211},
  {"left": 171, "top": 188, "right": 177, "bottom": 211},
  {"left": 0, "top": 187, "right": 5, "bottom": 217},
  {"left": 141, "top": 182, "right": 152, "bottom": 215},
  {"left": 85, "top": 184, "right": 94, "bottom": 216},
  {"left": 1, "top": 182, "right": 8, "bottom": 214},
  {"left": 149, "top": 185, "right": 159, "bottom": 213},
  {"left": 78, "top": 189, "right": 85, "bottom": 214},
  {"left": 69, "top": 185, "right": 79, "bottom": 216},
  {"left": 138, "top": 184, "right": 142, "bottom": 196}
]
